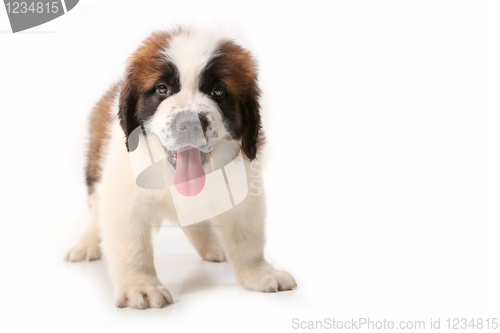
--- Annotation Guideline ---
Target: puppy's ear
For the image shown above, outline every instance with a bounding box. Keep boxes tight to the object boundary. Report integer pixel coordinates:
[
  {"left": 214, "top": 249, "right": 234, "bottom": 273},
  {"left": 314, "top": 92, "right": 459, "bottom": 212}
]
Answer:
[
  {"left": 240, "top": 83, "right": 262, "bottom": 160},
  {"left": 118, "top": 77, "right": 141, "bottom": 151}
]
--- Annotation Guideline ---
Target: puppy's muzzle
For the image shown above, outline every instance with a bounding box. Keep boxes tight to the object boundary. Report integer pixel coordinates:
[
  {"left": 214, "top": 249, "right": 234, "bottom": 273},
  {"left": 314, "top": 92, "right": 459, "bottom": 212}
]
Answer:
[
  {"left": 173, "top": 111, "right": 206, "bottom": 148},
  {"left": 164, "top": 107, "right": 218, "bottom": 154}
]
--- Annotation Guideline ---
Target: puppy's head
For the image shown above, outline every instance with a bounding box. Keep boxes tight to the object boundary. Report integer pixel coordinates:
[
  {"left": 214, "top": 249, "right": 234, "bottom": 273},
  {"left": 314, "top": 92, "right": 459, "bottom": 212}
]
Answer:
[{"left": 118, "top": 28, "right": 262, "bottom": 174}]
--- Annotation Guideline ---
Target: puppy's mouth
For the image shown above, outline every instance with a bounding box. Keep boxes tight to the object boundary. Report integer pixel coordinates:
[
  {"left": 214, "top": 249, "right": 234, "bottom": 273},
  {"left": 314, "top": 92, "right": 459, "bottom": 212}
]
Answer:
[{"left": 164, "top": 146, "right": 209, "bottom": 197}]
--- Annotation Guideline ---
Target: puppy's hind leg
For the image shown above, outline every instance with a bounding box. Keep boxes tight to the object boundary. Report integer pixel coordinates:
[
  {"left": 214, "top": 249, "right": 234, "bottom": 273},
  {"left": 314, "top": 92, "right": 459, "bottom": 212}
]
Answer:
[
  {"left": 64, "top": 191, "right": 102, "bottom": 262},
  {"left": 217, "top": 196, "right": 296, "bottom": 292},
  {"left": 183, "top": 220, "right": 226, "bottom": 262}
]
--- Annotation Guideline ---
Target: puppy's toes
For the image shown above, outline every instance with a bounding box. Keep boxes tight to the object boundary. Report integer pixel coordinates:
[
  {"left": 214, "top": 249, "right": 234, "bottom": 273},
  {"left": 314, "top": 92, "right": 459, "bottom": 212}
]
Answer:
[
  {"left": 64, "top": 243, "right": 101, "bottom": 262},
  {"left": 115, "top": 284, "right": 173, "bottom": 309},
  {"left": 238, "top": 266, "right": 297, "bottom": 292},
  {"left": 145, "top": 286, "right": 174, "bottom": 308},
  {"left": 201, "top": 247, "right": 226, "bottom": 262},
  {"left": 273, "top": 270, "right": 297, "bottom": 291}
]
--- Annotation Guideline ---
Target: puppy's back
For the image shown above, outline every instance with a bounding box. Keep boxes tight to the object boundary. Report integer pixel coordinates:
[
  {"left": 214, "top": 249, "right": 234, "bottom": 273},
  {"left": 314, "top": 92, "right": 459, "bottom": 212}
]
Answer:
[{"left": 85, "top": 82, "right": 121, "bottom": 194}]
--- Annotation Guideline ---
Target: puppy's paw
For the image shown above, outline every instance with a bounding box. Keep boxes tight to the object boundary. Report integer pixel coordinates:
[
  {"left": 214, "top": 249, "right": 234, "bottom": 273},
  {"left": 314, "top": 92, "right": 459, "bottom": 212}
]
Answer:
[
  {"left": 115, "top": 283, "right": 174, "bottom": 309},
  {"left": 237, "top": 266, "right": 297, "bottom": 292},
  {"left": 64, "top": 242, "right": 101, "bottom": 262},
  {"left": 200, "top": 247, "right": 226, "bottom": 262}
]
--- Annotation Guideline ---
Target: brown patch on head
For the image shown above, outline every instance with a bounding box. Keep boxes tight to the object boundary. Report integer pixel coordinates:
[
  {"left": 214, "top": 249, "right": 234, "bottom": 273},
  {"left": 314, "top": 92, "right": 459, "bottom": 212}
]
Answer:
[
  {"left": 216, "top": 41, "right": 259, "bottom": 98},
  {"left": 199, "top": 40, "right": 262, "bottom": 160},
  {"left": 118, "top": 30, "right": 182, "bottom": 148},
  {"left": 127, "top": 31, "right": 172, "bottom": 91},
  {"left": 85, "top": 82, "right": 120, "bottom": 194}
]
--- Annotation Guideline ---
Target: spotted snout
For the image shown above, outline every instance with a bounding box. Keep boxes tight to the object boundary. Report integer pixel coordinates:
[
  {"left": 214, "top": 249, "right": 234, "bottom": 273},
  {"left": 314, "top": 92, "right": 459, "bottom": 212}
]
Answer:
[
  {"left": 163, "top": 108, "right": 219, "bottom": 153},
  {"left": 170, "top": 111, "right": 207, "bottom": 148}
]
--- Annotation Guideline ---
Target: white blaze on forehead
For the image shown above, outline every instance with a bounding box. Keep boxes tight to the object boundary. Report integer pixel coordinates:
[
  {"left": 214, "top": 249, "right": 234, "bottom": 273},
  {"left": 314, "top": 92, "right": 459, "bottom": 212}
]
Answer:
[
  {"left": 163, "top": 30, "right": 220, "bottom": 95},
  {"left": 149, "top": 29, "right": 231, "bottom": 152}
]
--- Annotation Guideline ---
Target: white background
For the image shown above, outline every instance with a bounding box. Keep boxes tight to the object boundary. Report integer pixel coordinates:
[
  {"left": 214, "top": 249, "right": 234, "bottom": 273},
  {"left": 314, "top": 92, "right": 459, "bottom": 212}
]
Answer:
[{"left": 0, "top": 0, "right": 498, "bottom": 332}]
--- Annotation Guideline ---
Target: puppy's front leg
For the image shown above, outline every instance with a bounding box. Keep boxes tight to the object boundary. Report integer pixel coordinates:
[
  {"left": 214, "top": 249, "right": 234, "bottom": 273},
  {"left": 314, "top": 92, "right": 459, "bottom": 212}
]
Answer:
[
  {"left": 100, "top": 197, "right": 173, "bottom": 309},
  {"left": 218, "top": 192, "right": 296, "bottom": 292}
]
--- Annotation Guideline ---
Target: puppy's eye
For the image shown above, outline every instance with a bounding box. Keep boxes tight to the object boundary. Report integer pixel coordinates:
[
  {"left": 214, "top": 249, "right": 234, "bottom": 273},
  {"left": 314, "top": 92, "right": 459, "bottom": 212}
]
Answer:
[
  {"left": 156, "top": 85, "right": 169, "bottom": 95},
  {"left": 211, "top": 87, "right": 225, "bottom": 98}
]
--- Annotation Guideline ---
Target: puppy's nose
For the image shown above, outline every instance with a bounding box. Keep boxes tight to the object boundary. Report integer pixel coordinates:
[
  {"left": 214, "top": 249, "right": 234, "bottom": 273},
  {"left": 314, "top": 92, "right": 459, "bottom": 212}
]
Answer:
[
  {"left": 173, "top": 112, "right": 206, "bottom": 147},
  {"left": 177, "top": 119, "right": 202, "bottom": 133},
  {"left": 176, "top": 112, "right": 202, "bottom": 136}
]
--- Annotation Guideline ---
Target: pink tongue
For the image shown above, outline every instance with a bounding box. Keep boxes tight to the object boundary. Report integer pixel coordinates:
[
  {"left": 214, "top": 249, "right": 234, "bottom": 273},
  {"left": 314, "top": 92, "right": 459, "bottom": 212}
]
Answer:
[{"left": 174, "top": 146, "right": 206, "bottom": 196}]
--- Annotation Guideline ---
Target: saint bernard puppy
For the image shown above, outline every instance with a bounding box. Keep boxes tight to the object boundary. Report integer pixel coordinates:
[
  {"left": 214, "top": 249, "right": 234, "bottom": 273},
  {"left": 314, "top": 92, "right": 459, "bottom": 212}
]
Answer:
[{"left": 64, "top": 27, "right": 296, "bottom": 309}]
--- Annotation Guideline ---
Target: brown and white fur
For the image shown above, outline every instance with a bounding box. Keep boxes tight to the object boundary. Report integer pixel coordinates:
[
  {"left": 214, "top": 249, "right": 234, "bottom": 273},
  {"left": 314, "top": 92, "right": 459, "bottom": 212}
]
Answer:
[{"left": 64, "top": 27, "right": 296, "bottom": 309}]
